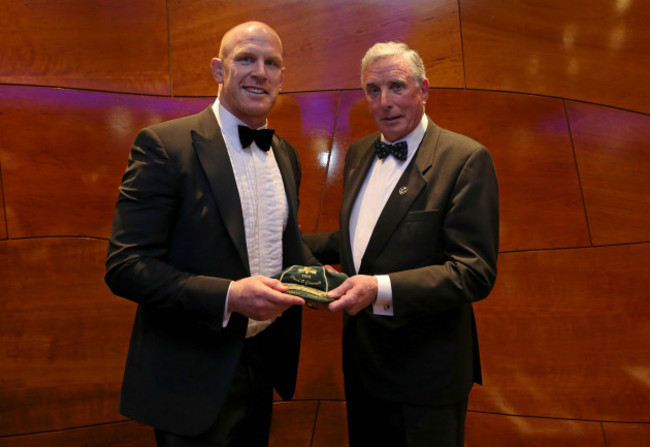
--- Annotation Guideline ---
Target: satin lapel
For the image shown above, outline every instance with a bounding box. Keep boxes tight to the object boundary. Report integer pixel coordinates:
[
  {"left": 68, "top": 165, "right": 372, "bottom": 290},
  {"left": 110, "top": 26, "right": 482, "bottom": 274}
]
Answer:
[
  {"left": 340, "top": 142, "right": 377, "bottom": 272},
  {"left": 359, "top": 120, "right": 439, "bottom": 273},
  {"left": 191, "top": 108, "right": 250, "bottom": 275}
]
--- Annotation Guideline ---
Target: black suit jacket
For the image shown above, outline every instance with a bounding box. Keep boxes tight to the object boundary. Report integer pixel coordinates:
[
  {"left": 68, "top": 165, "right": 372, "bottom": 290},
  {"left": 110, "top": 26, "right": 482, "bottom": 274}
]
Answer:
[
  {"left": 306, "top": 117, "right": 499, "bottom": 406},
  {"left": 105, "top": 107, "right": 316, "bottom": 436}
]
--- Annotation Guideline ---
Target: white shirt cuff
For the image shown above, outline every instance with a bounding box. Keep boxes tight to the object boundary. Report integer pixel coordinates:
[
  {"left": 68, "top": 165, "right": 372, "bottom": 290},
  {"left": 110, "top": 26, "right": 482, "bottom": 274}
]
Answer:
[
  {"left": 372, "top": 275, "right": 394, "bottom": 316},
  {"left": 223, "top": 281, "right": 233, "bottom": 328}
]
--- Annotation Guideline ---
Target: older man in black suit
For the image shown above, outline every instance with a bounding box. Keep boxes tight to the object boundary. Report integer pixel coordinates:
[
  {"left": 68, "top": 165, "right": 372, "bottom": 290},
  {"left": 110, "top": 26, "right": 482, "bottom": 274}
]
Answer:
[
  {"left": 106, "top": 21, "right": 316, "bottom": 447},
  {"left": 305, "top": 42, "right": 499, "bottom": 446}
]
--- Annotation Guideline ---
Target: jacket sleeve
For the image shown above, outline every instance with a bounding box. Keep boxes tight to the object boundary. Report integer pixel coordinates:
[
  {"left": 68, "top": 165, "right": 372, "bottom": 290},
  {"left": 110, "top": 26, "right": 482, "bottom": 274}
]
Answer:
[{"left": 105, "top": 127, "right": 230, "bottom": 330}]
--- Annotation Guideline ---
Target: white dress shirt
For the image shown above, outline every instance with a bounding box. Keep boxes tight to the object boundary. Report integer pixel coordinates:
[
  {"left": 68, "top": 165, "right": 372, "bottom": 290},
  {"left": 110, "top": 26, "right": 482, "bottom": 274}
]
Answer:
[
  {"left": 212, "top": 99, "right": 288, "bottom": 336},
  {"left": 349, "top": 114, "right": 428, "bottom": 316}
]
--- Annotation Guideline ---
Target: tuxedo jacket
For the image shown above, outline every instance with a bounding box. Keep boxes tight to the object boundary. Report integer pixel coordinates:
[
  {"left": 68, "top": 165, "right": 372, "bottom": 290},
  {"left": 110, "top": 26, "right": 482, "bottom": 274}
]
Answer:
[
  {"left": 105, "top": 106, "right": 317, "bottom": 436},
  {"left": 307, "top": 117, "right": 499, "bottom": 406}
]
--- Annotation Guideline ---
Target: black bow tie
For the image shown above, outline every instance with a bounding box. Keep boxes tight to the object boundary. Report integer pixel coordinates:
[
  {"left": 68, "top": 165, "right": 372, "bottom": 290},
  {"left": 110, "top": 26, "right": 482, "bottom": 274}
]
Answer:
[
  {"left": 238, "top": 125, "right": 274, "bottom": 152},
  {"left": 375, "top": 139, "right": 408, "bottom": 161}
]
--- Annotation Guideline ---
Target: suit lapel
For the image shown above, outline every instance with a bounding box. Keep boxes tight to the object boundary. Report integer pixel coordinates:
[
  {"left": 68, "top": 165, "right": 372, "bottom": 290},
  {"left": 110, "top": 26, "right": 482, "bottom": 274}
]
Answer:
[
  {"left": 191, "top": 107, "right": 250, "bottom": 275},
  {"left": 358, "top": 119, "right": 440, "bottom": 273}
]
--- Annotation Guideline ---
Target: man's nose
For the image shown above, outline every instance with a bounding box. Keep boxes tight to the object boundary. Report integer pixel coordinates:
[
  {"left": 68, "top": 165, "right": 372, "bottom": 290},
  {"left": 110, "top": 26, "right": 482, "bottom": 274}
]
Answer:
[
  {"left": 251, "top": 60, "right": 267, "bottom": 78},
  {"left": 379, "top": 89, "right": 392, "bottom": 108}
]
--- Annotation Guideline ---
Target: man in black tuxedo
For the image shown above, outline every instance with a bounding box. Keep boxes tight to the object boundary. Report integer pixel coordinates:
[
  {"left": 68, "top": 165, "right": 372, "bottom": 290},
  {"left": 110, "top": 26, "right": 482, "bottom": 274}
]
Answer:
[
  {"left": 105, "top": 21, "right": 316, "bottom": 447},
  {"left": 305, "top": 42, "right": 499, "bottom": 446}
]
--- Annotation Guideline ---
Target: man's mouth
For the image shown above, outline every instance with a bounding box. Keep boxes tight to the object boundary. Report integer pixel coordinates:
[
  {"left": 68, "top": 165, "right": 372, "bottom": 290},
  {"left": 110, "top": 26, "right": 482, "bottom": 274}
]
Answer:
[
  {"left": 383, "top": 115, "right": 401, "bottom": 122},
  {"left": 244, "top": 86, "right": 267, "bottom": 95}
]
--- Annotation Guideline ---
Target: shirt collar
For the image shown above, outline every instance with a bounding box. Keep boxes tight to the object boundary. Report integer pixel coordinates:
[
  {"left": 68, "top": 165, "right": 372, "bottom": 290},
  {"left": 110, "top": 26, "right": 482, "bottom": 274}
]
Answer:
[
  {"left": 211, "top": 98, "right": 269, "bottom": 150},
  {"left": 380, "top": 114, "right": 428, "bottom": 160}
]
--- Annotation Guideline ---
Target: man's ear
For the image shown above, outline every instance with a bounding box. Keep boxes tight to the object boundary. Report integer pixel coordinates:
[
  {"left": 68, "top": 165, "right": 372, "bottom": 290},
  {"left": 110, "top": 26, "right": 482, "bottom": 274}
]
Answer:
[
  {"left": 421, "top": 78, "right": 430, "bottom": 103},
  {"left": 211, "top": 58, "right": 224, "bottom": 83}
]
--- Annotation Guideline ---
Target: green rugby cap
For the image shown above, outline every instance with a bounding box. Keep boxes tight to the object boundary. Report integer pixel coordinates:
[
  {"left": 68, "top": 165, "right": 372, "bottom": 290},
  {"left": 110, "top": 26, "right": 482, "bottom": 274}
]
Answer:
[{"left": 274, "top": 265, "right": 348, "bottom": 303}]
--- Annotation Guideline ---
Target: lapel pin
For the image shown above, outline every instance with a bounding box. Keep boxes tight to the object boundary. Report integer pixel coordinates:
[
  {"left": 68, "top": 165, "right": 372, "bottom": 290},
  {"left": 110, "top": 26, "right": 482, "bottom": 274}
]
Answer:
[{"left": 399, "top": 186, "right": 408, "bottom": 195}]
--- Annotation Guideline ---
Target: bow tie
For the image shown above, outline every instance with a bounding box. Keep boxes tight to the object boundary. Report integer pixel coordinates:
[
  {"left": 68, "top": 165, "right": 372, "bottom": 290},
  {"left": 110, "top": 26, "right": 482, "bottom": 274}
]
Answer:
[
  {"left": 238, "top": 125, "right": 274, "bottom": 152},
  {"left": 375, "top": 139, "right": 408, "bottom": 161}
]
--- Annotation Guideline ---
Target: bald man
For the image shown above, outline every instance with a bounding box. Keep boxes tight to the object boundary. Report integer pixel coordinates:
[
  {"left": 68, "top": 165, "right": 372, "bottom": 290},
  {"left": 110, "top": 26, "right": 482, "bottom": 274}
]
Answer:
[{"left": 106, "top": 22, "right": 317, "bottom": 446}]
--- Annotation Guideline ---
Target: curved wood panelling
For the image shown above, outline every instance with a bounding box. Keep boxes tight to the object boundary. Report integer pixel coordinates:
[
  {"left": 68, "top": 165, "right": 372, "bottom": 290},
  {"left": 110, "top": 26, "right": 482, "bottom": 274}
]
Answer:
[
  {"left": 0, "top": 86, "right": 209, "bottom": 239},
  {"left": 568, "top": 102, "right": 650, "bottom": 246},
  {"left": 168, "top": 0, "right": 464, "bottom": 96},
  {"left": 269, "top": 92, "right": 340, "bottom": 233},
  {"left": 462, "top": 0, "right": 650, "bottom": 114},
  {"left": 0, "top": 421, "right": 154, "bottom": 447},
  {"left": 0, "top": 169, "right": 6, "bottom": 240},
  {"left": 602, "top": 422, "right": 650, "bottom": 447},
  {"left": 0, "top": 0, "right": 170, "bottom": 95},
  {"left": 471, "top": 243, "right": 650, "bottom": 422},
  {"left": 0, "top": 238, "right": 134, "bottom": 436},
  {"left": 465, "top": 412, "right": 606, "bottom": 446}
]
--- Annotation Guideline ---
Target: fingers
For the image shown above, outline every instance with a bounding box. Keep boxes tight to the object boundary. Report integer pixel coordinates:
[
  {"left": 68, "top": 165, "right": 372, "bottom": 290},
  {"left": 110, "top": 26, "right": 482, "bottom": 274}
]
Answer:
[
  {"left": 326, "top": 275, "right": 378, "bottom": 315},
  {"left": 323, "top": 264, "right": 340, "bottom": 273},
  {"left": 228, "top": 276, "right": 305, "bottom": 320}
]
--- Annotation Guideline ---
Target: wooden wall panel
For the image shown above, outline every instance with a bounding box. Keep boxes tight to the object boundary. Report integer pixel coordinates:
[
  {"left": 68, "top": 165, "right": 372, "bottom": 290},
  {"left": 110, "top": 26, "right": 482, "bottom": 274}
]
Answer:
[
  {"left": 168, "top": 0, "right": 464, "bottom": 96},
  {"left": 568, "top": 102, "right": 650, "bottom": 246},
  {"left": 269, "top": 92, "right": 340, "bottom": 233},
  {"left": 0, "top": 165, "right": 6, "bottom": 240},
  {"left": 462, "top": 0, "right": 650, "bottom": 114},
  {"left": 471, "top": 243, "right": 650, "bottom": 422},
  {"left": 0, "top": 86, "right": 208, "bottom": 239},
  {"left": 311, "top": 401, "right": 349, "bottom": 447},
  {"left": 0, "top": 421, "right": 154, "bottom": 447},
  {"left": 465, "top": 412, "right": 606, "bottom": 446},
  {"left": 269, "top": 401, "right": 318, "bottom": 447},
  {"left": 602, "top": 422, "right": 650, "bottom": 447},
  {"left": 426, "top": 90, "right": 590, "bottom": 252},
  {"left": 0, "top": 238, "right": 136, "bottom": 435},
  {"left": 0, "top": 0, "right": 170, "bottom": 95},
  {"left": 295, "top": 310, "right": 344, "bottom": 400}
]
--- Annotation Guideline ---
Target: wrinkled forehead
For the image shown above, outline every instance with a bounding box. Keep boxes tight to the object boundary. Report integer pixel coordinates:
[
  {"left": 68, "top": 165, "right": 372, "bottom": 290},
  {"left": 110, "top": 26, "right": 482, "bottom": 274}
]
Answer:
[{"left": 363, "top": 56, "right": 412, "bottom": 85}]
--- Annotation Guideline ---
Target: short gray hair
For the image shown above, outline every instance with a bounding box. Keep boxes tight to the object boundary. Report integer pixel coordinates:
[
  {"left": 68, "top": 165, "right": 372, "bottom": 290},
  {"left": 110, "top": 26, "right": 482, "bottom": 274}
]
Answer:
[{"left": 360, "top": 42, "right": 426, "bottom": 86}]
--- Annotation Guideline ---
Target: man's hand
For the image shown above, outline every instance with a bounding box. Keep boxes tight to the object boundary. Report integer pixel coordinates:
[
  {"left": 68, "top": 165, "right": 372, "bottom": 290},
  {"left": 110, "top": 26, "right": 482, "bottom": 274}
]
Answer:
[
  {"left": 327, "top": 275, "right": 378, "bottom": 315},
  {"left": 228, "top": 275, "right": 304, "bottom": 320}
]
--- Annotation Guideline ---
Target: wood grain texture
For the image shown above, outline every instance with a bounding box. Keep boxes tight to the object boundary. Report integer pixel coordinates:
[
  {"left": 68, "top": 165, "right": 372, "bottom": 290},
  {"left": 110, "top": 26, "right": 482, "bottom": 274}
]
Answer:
[
  {"left": 602, "top": 422, "right": 650, "bottom": 447},
  {"left": 462, "top": 0, "right": 650, "bottom": 114},
  {"left": 0, "top": 421, "right": 154, "bottom": 447},
  {"left": 465, "top": 411, "right": 606, "bottom": 446},
  {"left": 0, "top": 0, "right": 170, "bottom": 95},
  {"left": 471, "top": 243, "right": 650, "bottom": 422},
  {"left": 0, "top": 165, "right": 6, "bottom": 240},
  {"left": 269, "top": 92, "right": 340, "bottom": 233},
  {"left": 0, "top": 86, "right": 209, "bottom": 239},
  {"left": 567, "top": 102, "right": 650, "bottom": 246},
  {"left": 311, "top": 401, "right": 349, "bottom": 447},
  {"left": 168, "top": 0, "right": 464, "bottom": 95},
  {"left": 0, "top": 238, "right": 136, "bottom": 436},
  {"left": 269, "top": 401, "right": 318, "bottom": 447},
  {"left": 295, "top": 309, "right": 345, "bottom": 401}
]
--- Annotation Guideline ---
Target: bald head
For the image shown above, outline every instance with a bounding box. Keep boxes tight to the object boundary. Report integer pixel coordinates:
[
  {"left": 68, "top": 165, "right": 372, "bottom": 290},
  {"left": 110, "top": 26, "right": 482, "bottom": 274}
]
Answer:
[
  {"left": 219, "top": 21, "right": 283, "bottom": 60},
  {"left": 210, "top": 21, "right": 285, "bottom": 128}
]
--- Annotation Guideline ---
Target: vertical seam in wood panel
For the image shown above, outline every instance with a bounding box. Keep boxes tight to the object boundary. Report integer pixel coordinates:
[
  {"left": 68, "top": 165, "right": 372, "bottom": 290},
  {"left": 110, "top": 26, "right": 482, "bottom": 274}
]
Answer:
[
  {"left": 600, "top": 421, "right": 609, "bottom": 447},
  {"left": 457, "top": 0, "right": 467, "bottom": 89},
  {"left": 0, "top": 161, "right": 8, "bottom": 239},
  {"left": 315, "top": 91, "right": 342, "bottom": 232},
  {"left": 310, "top": 400, "right": 321, "bottom": 447},
  {"left": 563, "top": 99, "right": 593, "bottom": 247},
  {"left": 166, "top": 0, "right": 173, "bottom": 97}
]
